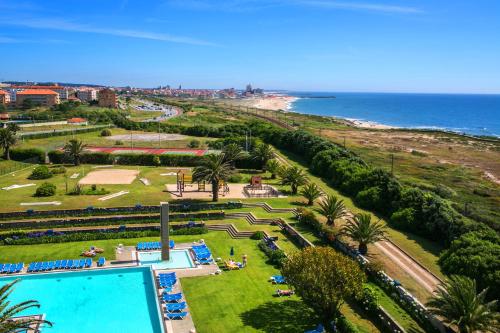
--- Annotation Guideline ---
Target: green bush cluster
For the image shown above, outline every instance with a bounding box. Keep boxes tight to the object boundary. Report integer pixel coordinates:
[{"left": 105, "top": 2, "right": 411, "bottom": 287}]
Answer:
[
  {"left": 360, "top": 285, "right": 379, "bottom": 313},
  {"left": 258, "top": 240, "right": 286, "bottom": 267},
  {"left": 29, "top": 165, "right": 53, "bottom": 180},
  {"left": 35, "top": 182, "right": 56, "bottom": 197},
  {"left": 296, "top": 208, "right": 324, "bottom": 234},
  {"left": 100, "top": 129, "right": 112, "bottom": 137},
  {"left": 250, "top": 231, "right": 265, "bottom": 240}
]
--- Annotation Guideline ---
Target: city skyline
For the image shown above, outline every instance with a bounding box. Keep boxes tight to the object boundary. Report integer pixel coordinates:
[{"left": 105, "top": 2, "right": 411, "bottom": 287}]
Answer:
[{"left": 0, "top": 0, "right": 499, "bottom": 94}]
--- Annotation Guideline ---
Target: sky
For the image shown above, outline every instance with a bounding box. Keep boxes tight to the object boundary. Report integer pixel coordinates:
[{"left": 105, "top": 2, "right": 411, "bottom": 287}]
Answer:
[{"left": 0, "top": 0, "right": 499, "bottom": 93}]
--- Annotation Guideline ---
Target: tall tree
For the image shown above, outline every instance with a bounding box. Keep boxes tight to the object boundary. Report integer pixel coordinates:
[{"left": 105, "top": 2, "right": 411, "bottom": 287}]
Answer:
[
  {"left": 222, "top": 143, "right": 246, "bottom": 169},
  {"left": 280, "top": 166, "right": 308, "bottom": 194},
  {"left": 0, "top": 128, "right": 17, "bottom": 160},
  {"left": 317, "top": 195, "right": 347, "bottom": 226},
  {"left": 192, "top": 154, "right": 233, "bottom": 202},
  {"left": 300, "top": 182, "right": 322, "bottom": 206},
  {"left": 0, "top": 279, "right": 52, "bottom": 333},
  {"left": 341, "top": 213, "right": 386, "bottom": 255},
  {"left": 64, "top": 139, "right": 86, "bottom": 166},
  {"left": 265, "top": 159, "right": 281, "bottom": 179},
  {"left": 281, "top": 247, "right": 365, "bottom": 332},
  {"left": 251, "top": 143, "right": 275, "bottom": 170},
  {"left": 427, "top": 275, "right": 500, "bottom": 333}
]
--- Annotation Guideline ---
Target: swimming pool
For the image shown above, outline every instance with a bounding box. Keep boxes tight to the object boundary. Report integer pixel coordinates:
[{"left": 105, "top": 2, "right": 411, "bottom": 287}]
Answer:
[
  {"left": 138, "top": 250, "right": 195, "bottom": 270},
  {"left": 0, "top": 267, "right": 164, "bottom": 333}
]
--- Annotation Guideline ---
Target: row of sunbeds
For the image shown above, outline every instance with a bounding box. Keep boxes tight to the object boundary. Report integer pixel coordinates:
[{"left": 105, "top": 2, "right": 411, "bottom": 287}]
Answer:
[
  {"left": 157, "top": 272, "right": 189, "bottom": 320},
  {"left": 192, "top": 244, "right": 213, "bottom": 264},
  {"left": 136, "top": 240, "right": 175, "bottom": 251},
  {"left": 27, "top": 259, "right": 93, "bottom": 272},
  {"left": 0, "top": 263, "right": 24, "bottom": 274}
]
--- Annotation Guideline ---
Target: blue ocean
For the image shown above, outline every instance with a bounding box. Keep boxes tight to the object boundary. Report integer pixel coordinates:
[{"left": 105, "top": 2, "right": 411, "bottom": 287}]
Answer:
[{"left": 288, "top": 92, "right": 500, "bottom": 137}]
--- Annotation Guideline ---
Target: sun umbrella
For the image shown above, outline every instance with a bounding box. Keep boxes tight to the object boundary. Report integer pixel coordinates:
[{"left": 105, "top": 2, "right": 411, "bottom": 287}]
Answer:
[{"left": 230, "top": 246, "right": 234, "bottom": 256}]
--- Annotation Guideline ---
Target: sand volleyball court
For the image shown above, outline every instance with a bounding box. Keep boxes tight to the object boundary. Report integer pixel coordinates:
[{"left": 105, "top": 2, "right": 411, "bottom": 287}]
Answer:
[{"left": 79, "top": 169, "right": 140, "bottom": 185}]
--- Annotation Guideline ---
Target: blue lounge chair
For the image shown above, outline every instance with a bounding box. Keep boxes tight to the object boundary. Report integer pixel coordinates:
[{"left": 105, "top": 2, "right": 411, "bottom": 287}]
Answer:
[
  {"left": 165, "top": 302, "right": 187, "bottom": 312},
  {"left": 162, "top": 286, "right": 173, "bottom": 294},
  {"left": 97, "top": 257, "right": 105, "bottom": 267},
  {"left": 15, "top": 263, "right": 24, "bottom": 273},
  {"left": 65, "top": 259, "right": 72, "bottom": 269},
  {"left": 41, "top": 262, "right": 48, "bottom": 271},
  {"left": 34, "top": 262, "right": 42, "bottom": 272},
  {"left": 0, "top": 264, "right": 3, "bottom": 272},
  {"left": 166, "top": 312, "right": 188, "bottom": 320},
  {"left": 9, "top": 264, "right": 17, "bottom": 273},
  {"left": 27, "top": 262, "right": 36, "bottom": 272},
  {"left": 78, "top": 259, "right": 85, "bottom": 269},
  {"left": 54, "top": 260, "right": 61, "bottom": 269},
  {"left": 169, "top": 240, "right": 175, "bottom": 249},
  {"left": 273, "top": 276, "right": 286, "bottom": 284},
  {"left": 305, "top": 324, "right": 324, "bottom": 333},
  {"left": 71, "top": 260, "right": 79, "bottom": 269},
  {"left": 85, "top": 258, "right": 92, "bottom": 268},
  {"left": 47, "top": 261, "right": 54, "bottom": 270},
  {"left": 2, "top": 264, "right": 11, "bottom": 273},
  {"left": 162, "top": 293, "right": 182, "bottom": 303},
  {"left": 198, "top": 258, "right": 213, "bottom": 265}
]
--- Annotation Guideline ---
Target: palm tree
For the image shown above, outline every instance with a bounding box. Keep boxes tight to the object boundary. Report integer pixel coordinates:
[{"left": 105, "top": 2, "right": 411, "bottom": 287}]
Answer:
[
  {"left": 280, "top": 166, "right": 308, "bottom": 194},
  {"left": 0, "top": 128, "right": 17, "bottom": 160},
  {"left": 0, "top": 279, "right": 52, "bottom": 333},
  {"left": 341, "top": 213, "right": 386, "bottom": 255},
  {"left": 222, "top": 143, "right": 246, "bottom": 168},
  {"left": 300, "top": 183, "right": 322, "bottom": 206},
  {"left": 251, "top": 144, "right": 275, "bottom": 170},
  {"left": 427, "top": 275, "right": 500, "bottom": 333},
  {"left": 317, "top": 195, "right": 347, "bottom": 227},
  {"left": 265, "top": 159, "right": 281, "bottom": 179},
  {"left": 64, "top": 139, "right": 86, "bottom": 166},
  {"left": 192, "top": 154, "right": 233, "bottom": 202}
]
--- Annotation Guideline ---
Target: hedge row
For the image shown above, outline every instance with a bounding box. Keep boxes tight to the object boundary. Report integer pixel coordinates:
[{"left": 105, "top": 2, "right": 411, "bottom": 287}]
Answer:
[
  {"left": 0, "top": 212, "right": 224, "bottom": 230},
  {"left": 10, "top": 148, "right": 45, "bottom": 163},
  {"left": 19, "top": 125, "right": 112, "bottom": 140},
  {"left": 2, "top": 226, "right": 208, "bottom": 245},
  {"left": 0, "top": 202, "right": 242, "bottom": 220}
]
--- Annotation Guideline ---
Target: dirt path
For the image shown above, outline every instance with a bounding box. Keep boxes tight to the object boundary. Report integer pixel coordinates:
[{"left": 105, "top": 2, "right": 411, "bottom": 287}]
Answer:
[{"left": 375, "top": 240, "right": 441, "bottom": 294}]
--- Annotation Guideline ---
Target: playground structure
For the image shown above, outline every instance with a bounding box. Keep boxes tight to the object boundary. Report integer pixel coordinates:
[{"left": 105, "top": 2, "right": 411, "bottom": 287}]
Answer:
[
  {"left": 175, "top": 170, "right": 229, "bottom": 197},
  {"left": 243, "top": 176, "right": 282, "bottom": 198}
]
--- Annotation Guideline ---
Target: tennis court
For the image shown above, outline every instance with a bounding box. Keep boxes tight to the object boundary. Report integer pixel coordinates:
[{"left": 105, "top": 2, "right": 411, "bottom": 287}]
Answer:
[{"left": 85, "top": 147, "right": 209, "bottom": 156}]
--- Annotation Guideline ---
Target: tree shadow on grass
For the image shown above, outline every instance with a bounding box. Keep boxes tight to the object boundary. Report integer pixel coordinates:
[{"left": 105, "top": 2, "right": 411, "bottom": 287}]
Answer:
[{"left": 240, "top": 300, "right": 319, "bottom": 333}]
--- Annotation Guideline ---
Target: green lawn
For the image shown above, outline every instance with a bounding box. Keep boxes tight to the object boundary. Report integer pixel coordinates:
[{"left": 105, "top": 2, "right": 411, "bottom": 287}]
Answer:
[{"left": 0, "top": 232, "right": 381, "bottom": 333}]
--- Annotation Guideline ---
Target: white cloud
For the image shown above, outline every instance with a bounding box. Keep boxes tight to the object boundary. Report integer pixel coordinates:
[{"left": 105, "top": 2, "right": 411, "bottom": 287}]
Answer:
[{"left": 0, "top": 17, "right": 218, "bottom": 46}]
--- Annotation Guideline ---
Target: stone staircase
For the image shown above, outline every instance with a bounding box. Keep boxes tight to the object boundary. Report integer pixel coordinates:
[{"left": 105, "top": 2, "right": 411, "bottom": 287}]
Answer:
[
  {"left": 242, "top": 202, "right": 297, "bottom": 215},
  {"left": 225, "top": 212, "right": 281, "bottom": 225},
  {"left": 206, "top": 224, "right": 255, "bottom": 239}
]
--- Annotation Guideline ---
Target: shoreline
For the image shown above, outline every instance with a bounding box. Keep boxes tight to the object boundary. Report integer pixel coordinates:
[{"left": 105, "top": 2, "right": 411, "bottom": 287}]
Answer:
[{"left": 246, "top": 95, "right": 499, "bottom": 138}]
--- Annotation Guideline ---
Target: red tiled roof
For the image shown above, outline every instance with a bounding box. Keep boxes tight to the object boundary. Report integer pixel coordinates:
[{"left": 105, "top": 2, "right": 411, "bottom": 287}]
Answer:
[
  {"left": 17, "top": 89, "right": 58, "bottom": 95},
  {"left": 12, "top": 85, "right": 62, "bottom": 90}
]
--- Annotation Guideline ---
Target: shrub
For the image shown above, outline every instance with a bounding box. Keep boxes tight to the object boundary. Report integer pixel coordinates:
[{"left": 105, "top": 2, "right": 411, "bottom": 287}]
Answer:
[
  {"left": 48, "top": 150, "right": 65, "bottom": 164},
  {"left": 296, "top": 208, "right": 323, "bottom": 233},
  {"left": 115, "top": 140, "right": 124, "bottom": 145},
  {"left": 390, "top": 208, "right": 416, "bottom": 230},
  {"left": 251, "top": 231, "right": 265, "bottom": 240},
  {"left": 228, "top": 173, "right": 243, "bottom": 183},
  {"left": 360, "top": 285, "right": 379, "bottom": 312},
  {"left": 100, "top": 129, "right": 112, "bottom": 137},
  {"left": 336, "top": 316, "right": 360, "bottom": 333},
  {"left": 188, "top": 139, "right": 201, "bottom": 148},
  {"left": 29, "top": 165, "right": 52, "bottom": 180},
  {"left": 35, "top": 182, "right": 56, "bottom": 197},
  {"left": 50, "top": 166, "right": 67, "bottom": 174},
  {"left": 258, "top": 240, "right": 286, "bottom": 267},
  {"left": 10, "top": 148, "right": 45, "bottom": 163},
  {"left": 171, "top": 226, "right": 208, "bottom": 235},
  {"left": 152, "top": 155, "right": 161, "bottom": 166}
]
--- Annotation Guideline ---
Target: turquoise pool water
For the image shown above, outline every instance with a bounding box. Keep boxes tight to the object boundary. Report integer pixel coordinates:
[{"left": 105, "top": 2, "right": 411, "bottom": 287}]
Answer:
[
  {"left": 0, "top": 267, "right": 164, "bottom": 333},
  {"left": 138, "top": 250, "right": 194, "bottom": 269}
]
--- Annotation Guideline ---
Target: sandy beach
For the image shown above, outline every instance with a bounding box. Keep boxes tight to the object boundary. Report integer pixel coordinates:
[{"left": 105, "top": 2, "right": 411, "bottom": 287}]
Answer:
[{"left": 247, "top": 95, "right": 298, "bottom": 111}]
